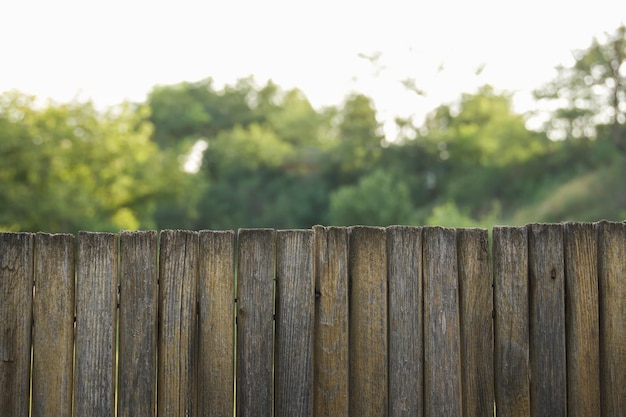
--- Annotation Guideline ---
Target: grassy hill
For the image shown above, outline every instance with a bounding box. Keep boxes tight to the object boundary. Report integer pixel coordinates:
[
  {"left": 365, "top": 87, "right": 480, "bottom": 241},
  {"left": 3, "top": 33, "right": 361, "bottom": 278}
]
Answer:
[{"left": 511, "top": 158, "right": 626, "bottom": 224}]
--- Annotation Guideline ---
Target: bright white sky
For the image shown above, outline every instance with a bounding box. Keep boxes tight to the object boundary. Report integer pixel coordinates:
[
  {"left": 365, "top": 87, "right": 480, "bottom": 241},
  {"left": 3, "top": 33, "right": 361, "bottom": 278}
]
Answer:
[{"left": 1, "top": 0, "right": 624, "bottom": 134}]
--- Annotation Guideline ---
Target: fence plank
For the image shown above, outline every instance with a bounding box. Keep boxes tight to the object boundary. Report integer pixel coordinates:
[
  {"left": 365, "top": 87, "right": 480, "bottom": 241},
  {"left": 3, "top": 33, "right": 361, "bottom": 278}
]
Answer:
[
  {"left": 275, "top": 230, "right": 315, "bottom": 417},
  {"left": 118, "top": 231, "right": 158, "bottom": 417},
  {"left": 387, "top": 226, "right": 423, "bottom": 417},
  {"left": 564, "top": 222, "right": 600, "bottom": 417},
  {"left": 423, "top": 227, "right": 462, "bottom": 417},
  {"left": 158, "top": 230, "right": 198, "bottom": 417},
  {"left": 236, "top": 229, "right": 275, "bottom": 417},
  {"left": 198, "top": 230, "right": 235, "bottom": 417},
  {"left": 528, "top": 223, "right": 566, "bottom": 417},
  {"left": 74, "top": 232, "right": 118, "bottom": 417},
  {"left": 32, "top": 233, "right": 74, "bottom": 417},
  {"left": 313, "top": 226, "right": 349, "bottom": 417},
  {"left": 349, "top": 226, "right": 388, "bottom": 417},
  {"left": 597, "top": 221, "right": 626, "bottom": 416},
  {"left": 457, "top": 228, "right": 494, "bottom": 417},
  {"left": 493, "top": 226, "right": 530, "bottom": 417},
  {"left": 0, "top": 233, "right": 34, "bottom": 417}
]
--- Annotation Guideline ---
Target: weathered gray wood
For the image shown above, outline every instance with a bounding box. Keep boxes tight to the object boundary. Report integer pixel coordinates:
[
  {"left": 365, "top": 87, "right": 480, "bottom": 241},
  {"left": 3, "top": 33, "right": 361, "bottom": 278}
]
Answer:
[
  {"left": 597, "top": 221, "right": 626, "bottom": 416},
  {"left": 528, "top": 223, "right": 566, "bottom": 417},
  {"left": 198, "top": 230, "right": 235, "bottom": 417},
  {"left": 275, "top": 230, "right": 315, "bottom": 417},
  {"left": 74, "top": 232, "right": 118, "bottom": 417},
  {"left": 236, "top": 229, "right": 275, "bottom": 417},
  {"left": 0, "top": 233, "right": 34, "bottom": 417},
  {"left": 387, "top": 226, "right": 423, "bottom": 417},
  {"left": 312, "top": 226, "right": 349, "bottom": 417},
  {"left": 349, "top": 226, "right": 388, "bottom": 417},
  {"left": 32, "top": 233, "right": 74, "bottom": 417},
  {"left": 158, "top": 230, "right": 199, "bottom": 417},
  {"left": 493, "top": 226, "right": 530, "bottom": 417},
  {"left": 118, "top": 231, "right": 158, "bottom": 417},
  {"left": 564, "top": 222, "right": 600, "bottom": 417},
  {"left": 457, "top": 228, "right": 494, "bottom": 417},
  {"left": 423, "top": 227, "right": 462, "bottom": 417}
]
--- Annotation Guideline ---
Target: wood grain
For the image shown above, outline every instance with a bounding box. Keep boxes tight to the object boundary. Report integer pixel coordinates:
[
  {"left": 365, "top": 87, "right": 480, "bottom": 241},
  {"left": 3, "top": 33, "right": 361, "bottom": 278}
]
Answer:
[
  {"left": 387, "top": 226, "right": 423, "bottom": 417},
  {"left": 564, "top": 222, "right": 600, "bottom": 417},
  {"left": 423, "top": 227, "right": 462, "bottom": 417},
  {"left": 597, "top": 221, "right": 626, "bottom": 416},
  {"left": 275, "top": 230, "right": 315, "bottom": 417},
  {"left": 312, "top": 226, "right": 349, "bottom": 417},
  {"left": 198, "top": 230, "right": 235, "bottom": 417},
  {"left": 236, "top": 229, "right": 275, "bottom": 417},
  {"left": 457, "top": 228, "right": 494, "bottom": 417},
  {"left": 32, "top": 233, "right": 74, "bottom": 417},
  {"left": 118, "top": 231, "right": 158, "bottom": 417},
  {"left": 492, "top": 226, "right": 530, "bottom": 417},
  {"left": 158, "top": 230, "right": 199, "bottom": 417},
  {"left": 349, "top": 226, "right": 388, "bottom": 417},
  {"left": 0, "top": 232, "right": 34, "bottom": 417},
  {"left": 74, "top": 232, "right": 118, "bottom": 417},
  {"left": 528, "top": 223, "right": 566, "bottom": 417}
]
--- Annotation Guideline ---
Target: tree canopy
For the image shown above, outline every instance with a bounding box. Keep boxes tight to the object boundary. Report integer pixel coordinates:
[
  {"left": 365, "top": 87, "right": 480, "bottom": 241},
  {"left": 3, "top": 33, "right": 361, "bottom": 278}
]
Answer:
[{"left": 2, "top": 26, "right": 625, "bottom": 232}]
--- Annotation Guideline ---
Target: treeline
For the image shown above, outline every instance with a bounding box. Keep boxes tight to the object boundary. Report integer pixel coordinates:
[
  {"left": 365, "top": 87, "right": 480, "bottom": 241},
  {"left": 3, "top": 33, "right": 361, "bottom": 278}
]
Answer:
[{"left": 1, "top": 26, "right": 625, "bottom": 233}]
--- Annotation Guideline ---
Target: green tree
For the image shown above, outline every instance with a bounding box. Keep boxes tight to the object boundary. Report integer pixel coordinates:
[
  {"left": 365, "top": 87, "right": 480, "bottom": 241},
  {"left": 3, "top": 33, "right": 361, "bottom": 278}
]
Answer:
[
  {"left": 395, "top": 86, "right": 550, "bottom": 219},
  {"left": 328, "top": 169, "right": 414, "bottom": 226},
  {"left": 418, "top": 85, "right": 548, "bottom": 167},
  {"left": 148, "top": 77, "right": 264, "bottom": 148},
  {"left": 332, "top": 93, "right": 384, "bottom": 174},
  {"left": 0, "top": 91, "right": 185, "bottom": 232},
  {"left": 534, "top": 25, "right": 626, "bottom": 150}
]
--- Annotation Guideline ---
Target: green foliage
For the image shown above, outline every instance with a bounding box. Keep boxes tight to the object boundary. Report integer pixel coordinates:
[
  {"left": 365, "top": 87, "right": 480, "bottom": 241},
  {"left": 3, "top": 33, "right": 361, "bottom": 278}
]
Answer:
[
  {"left": 4, "top": 26, "right": 626, "bottom": 232},
  {"left": 210, "top": 123, "right": 294, "bottom": 173},
  {"left": 426, "top": 200, "right": 502, "bottom": 229},
  {"left": 512, "top": 158, "right": 626, "bottom": 223},
  {"left": 418, "top": 85, "right": 549, "bottom": 168},
  {"left": 329, "top": 170, "right": 414, "bottom": 226},
  {"left": 534, "top": 25, "right": 625, "bottom": 149},
  {"left": 332, "top": 94, "right": 384, "bottom": 173},
  {"left": 0, "top": 91, "right": 187, "bottom": 232},
  {"left": 198, "top": 169, "right": 329, "bottom": 229}
]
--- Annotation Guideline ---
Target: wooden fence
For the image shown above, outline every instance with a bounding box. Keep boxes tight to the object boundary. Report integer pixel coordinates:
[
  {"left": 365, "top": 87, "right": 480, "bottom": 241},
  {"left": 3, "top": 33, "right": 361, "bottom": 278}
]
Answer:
[{"left": 1, "top": 222, "right": 625, "bottom": 417}]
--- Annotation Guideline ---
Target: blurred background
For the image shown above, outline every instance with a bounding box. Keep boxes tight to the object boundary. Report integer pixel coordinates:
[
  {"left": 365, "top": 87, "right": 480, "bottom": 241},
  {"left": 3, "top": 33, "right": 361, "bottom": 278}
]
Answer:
[{"left": 1, "top": 0, "right": 625, "bottom": 232}]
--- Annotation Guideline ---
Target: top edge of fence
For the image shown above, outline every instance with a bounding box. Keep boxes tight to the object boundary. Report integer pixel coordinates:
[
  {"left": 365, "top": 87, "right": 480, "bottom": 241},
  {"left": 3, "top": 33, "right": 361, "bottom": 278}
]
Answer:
[
  {"left": 119, "top": 230, "right": 157, "bottom": 235},
  {"left": 77, "top": 231, "right": 118, "bottom": 237},
  {"left": 275, "top": 229, "right": 314, "bottom": 234},
  {"left": 0, "top": 231, "right": 36, "bottom": 237},
  {"left": 35, "top": 232, "right": 75, "bottom": 238},
  {"left": 198, "top": 229, "right": 235, "bottom": 235},
  {"left": 237, "top": 228, "right": 275, "bottom": 235},
  {"left": 348, "top": 225, "right": 387, "bottom": 231},
  {"left": 1, "top": 222, "right": 624, "bottom": 237}
]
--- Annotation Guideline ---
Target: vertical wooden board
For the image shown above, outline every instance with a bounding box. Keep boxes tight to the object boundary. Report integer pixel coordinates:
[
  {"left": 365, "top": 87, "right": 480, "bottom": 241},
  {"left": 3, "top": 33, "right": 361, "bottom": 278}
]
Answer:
[
  {"left": 32, "top": 233, "right": 74, "bottom": 417},
  {"left": 423, "top": 227, "right": 462, "bottom": 417},
  {"left": 236, "top": 229, "right": 275, "bottom": 417},
  {"left": 597, "top": 221, "right": 626, "bottom": 416},
  {"left": 349, "top": 226, "right": 388, "bottom": 417},
  {"left": 118, "top": 231, "right": 158, "bottom": 417},
  {"left": 0, "top": 233, "right": 34, "bottom": 417},
  {"left": 74, "top": 232, "right": 118, "bottom": 417},
  {"left": 493, "top": 226, "right": 529, "bottom": 417},
  {"left": 312, "top": 226, "right": 349, "bottom": 417},
  {"left": 275, "top": 230, "right": 315, "bottom": 417},
  {"left": 457, "top": 228, "right": 494, "bottom": 417},
  {"left": 564, "top": 223, "right": 601, "bottom": 417},
  {"left": 198, "top": 230, "right": 235, "bottom": 417},
  {"left": 528, "top": 223, "right": 566, "bottom": 417},
  {"left": 158, "top": 230, "right": 198, "bottom": 417},
  {"left": 387, "top": 226, "right": 423, "bottom": 417}
]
